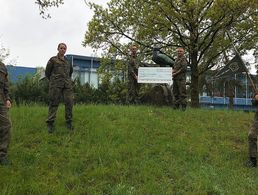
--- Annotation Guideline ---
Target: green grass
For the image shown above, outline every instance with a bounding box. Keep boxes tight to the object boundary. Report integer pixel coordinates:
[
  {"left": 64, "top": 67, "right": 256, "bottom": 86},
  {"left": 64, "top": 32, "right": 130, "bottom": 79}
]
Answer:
[{"left": 0, "top": 104, "right": 257, "bottom": 194}]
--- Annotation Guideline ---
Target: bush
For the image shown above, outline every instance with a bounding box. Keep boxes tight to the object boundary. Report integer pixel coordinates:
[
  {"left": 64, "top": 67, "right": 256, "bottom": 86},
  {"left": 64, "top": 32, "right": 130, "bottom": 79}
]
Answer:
[
  {"left": 10, "top": 75, "right": 129, "bottom": 105},
  {"left": 11, "top": 75, "right": 48, "bottom": 105}
]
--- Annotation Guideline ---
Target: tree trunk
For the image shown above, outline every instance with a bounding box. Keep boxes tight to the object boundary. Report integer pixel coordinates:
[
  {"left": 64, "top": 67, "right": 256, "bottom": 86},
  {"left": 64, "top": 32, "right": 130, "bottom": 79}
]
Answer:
[
  {"left": 190, "top": 50, "right": 199, "bottom": 108},
  {"left": 229, "top": 95, "right": 234, "bottom": 110}
]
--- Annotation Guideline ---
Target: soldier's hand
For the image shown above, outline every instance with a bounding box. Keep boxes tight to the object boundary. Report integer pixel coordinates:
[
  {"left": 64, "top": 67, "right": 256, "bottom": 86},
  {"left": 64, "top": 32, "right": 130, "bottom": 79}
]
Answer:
[
  {"left": 252, "top": 95, "right": 258, "bottom": 106},
  {"left": 6, "top": 100, "right": 11, "bottom": 109}
]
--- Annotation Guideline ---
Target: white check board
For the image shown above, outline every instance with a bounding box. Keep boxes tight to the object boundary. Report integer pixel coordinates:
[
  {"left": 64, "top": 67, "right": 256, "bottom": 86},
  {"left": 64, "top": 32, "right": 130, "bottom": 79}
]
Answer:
[{"left": 137, "top": 67, "right": 172, "bottom": 84}]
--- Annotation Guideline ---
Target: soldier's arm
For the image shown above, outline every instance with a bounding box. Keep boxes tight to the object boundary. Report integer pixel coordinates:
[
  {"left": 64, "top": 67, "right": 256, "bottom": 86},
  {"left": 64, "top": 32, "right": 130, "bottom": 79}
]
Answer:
[
  {"left": 131, "top": 70, "right": 138, "bottom": 80},
  {"left": 181, "top": 58, "right": 188, "bottom": 73},
  {"left": 45, "top": 58, "right": 53, "bottom": 79},
  {"left": 178, "top": 58, "right": 188, "bottom": 74},
  {"left": 132, "top": 71, "right": 138, "bottom": 80},
  {"left": 128, "top": 58, "right": 137, "bottom": 79},
  {"left": 172, "top": 68, "right": 183, "bottom": 77},
  {"left": 252, "top": 94, "right": 258, "bottom": 106},
  {"left": 173, "top": 59, "right": 188, "bottom": 76},
  {"left": 130, "top": 69, "right": 138, "bottom": 80},
  {"left": 0, "top": 63, "right": 11, "bottom": 107},
  {"left": 3, "top": 73, "right": 11, "bottom": 102}
]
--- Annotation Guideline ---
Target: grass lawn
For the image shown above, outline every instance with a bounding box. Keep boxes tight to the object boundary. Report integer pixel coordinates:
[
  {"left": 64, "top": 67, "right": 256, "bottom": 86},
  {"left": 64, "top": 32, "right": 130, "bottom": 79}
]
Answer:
[{"left": 0, "top": 104, "right": 257, "bottom": 194}]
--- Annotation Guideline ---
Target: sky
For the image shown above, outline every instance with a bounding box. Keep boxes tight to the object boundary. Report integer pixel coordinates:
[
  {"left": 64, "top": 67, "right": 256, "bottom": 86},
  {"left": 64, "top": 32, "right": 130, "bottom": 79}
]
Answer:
[
  {"left": 0, "top": 0, "right": 256, "bottom": 72},
  {"left": 0, "top": 0, "right": 108, "bottom": 68}
]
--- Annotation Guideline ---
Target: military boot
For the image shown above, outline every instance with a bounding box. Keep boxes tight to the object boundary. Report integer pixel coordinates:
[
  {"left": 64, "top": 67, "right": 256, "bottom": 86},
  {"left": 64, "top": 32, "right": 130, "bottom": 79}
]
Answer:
[
  {"left": 66, "top": 122, "right": 74, "bottom": 130},
  {"left": 245, "top": 157, "right": 257, "bottom": 168},
  {"left": 173, "top": 104, "right": 180, "bottom": 110},
  {"left": 47, "top": 123, "right": 54, "bottom": 134},
  {"left": 181, "top": 104, "right": 187, "bottom": 111}
]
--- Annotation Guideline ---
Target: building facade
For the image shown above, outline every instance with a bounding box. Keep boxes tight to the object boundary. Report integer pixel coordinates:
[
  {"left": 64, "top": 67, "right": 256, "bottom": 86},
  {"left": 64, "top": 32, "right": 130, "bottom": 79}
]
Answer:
[
  {"left": 199, "top": 49, "right": 258, "bottom": 110},
  {"left": 6, "top": 65, "right": 37, "bottom": 83},
  {"left": 66, "top": 54, "right": 101, "bottom": 88}
]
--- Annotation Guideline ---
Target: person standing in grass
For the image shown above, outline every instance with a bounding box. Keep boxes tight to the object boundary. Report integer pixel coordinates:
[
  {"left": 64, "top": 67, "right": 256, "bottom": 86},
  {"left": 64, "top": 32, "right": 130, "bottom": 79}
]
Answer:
[
  {"left": 45, "top": 43, "right": 74, "bottom": 133},
  {"left": 172, "top": 47, "right": 188, "bottom": 111},
  {"left": 246, "top": 94, "right": 258, "bottom": 168},
  {"left": 0, "top": 61, "right": 12, "bottom": 165},
  {"left": 127, "top": 45, "right": 141, "bottom": 104}
]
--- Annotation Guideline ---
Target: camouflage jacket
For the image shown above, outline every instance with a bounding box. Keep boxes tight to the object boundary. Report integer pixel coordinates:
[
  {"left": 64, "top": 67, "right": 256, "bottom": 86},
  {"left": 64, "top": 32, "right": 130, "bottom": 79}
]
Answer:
[
  {"left": 173, "top": 56, "right": 188, "bottom": 80},
  {"left": 0, "top": 62, "right": 11, "bottom": 105},
  {"left": 45, "top": 55, "right": 73, "bottom": 88},
  {"left": 128, "top": 56, "right": 141, "bottom": 79}
]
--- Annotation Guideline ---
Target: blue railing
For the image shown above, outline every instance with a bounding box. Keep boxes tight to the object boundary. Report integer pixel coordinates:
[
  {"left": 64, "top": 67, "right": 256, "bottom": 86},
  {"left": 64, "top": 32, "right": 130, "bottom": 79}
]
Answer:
[{"left": 199, "top": 96, "right": 255, "bottom": 111}]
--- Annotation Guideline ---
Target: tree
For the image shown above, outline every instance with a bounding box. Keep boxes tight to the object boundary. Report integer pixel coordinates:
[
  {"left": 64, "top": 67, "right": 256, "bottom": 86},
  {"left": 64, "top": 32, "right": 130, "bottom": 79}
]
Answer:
[
  {"left": 35, "top": 0, "right": 64, "bottom": 18},
  {"left": 84, "top": 0, "right": 258, "bottom": 107},
  {"left": 0, "top": 43, "right": 9, "bottom": 63}
]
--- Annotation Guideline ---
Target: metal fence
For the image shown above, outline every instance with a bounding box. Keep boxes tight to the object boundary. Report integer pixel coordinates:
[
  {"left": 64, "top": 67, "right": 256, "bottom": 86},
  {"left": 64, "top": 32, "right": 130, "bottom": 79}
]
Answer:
[{"left": 199, "top": 96, "right": 255, "bottom": 111}]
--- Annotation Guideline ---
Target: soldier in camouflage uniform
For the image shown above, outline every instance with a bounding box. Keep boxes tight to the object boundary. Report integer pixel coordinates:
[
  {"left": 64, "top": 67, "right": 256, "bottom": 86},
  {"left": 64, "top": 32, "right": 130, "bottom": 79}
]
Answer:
[
  {"left": 0, "top": 61, "right": 12, "bottom": 165},
  {"left": 45, "top": 43, "right": 74, "bottom": 133},
  {"left": 128, "top": 45, "right": 141, "bottom": 104},
  {"left": 246, "top": 94, "right": 258, "bottom": 167},
  {"left": 172, "top": 47, "right": 188, "bottom": 111}
]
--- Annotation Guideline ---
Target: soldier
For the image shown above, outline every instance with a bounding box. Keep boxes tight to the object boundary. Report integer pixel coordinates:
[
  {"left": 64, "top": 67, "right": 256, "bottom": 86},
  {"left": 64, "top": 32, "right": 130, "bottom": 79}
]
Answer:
[
  {"left": 0, "top": 61, "right": 12, "bottom": 165},
  {"left": 127, "top": 45, "right": 141, "bottom": 104},
  {"left": 172, "top": 47, "right": 188, "bottom": 111},
  {"left": 45, "top": 43, "right": 74, "bottom": 133},
  {"left": 246, "top": 94, "right": 258, "bottom": 167}
]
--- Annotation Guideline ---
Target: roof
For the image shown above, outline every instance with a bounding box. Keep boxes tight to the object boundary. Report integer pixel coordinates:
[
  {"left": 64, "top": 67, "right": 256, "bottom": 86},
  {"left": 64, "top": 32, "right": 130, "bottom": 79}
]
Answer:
[{"left": 66, "top": 54, "right": 101, "bottom": 69}]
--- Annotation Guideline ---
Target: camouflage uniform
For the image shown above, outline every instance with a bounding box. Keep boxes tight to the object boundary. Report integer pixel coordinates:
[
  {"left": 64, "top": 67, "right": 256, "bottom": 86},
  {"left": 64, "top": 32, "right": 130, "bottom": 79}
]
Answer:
[
  {"left": 172, "top": 56, "right": 188, "bottom": 109},
  {"left": 248, "top": 110, "right": 258, "bottom": 158},
  {"left": 45, "top": 55, "right": 73, "bottom": 127},
  {"left": 0, "top": 62, "right": 11, "bottom": 161},
  {"left": 128, "top": 56, "right": 140, "bottom": 104}
]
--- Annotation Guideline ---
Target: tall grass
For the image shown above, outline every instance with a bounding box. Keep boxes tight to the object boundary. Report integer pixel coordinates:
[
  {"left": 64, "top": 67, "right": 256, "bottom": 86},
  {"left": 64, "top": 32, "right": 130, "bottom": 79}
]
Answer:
[{"left": 0, "top": 104, "right": 257, "bottom": 194}]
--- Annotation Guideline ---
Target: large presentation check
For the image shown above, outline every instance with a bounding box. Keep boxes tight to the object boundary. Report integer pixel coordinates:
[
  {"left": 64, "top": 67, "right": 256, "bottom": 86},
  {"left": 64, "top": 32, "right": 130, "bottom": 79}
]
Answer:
[{"left": 137, "top": 67, "right": 172, "bottom": 84}]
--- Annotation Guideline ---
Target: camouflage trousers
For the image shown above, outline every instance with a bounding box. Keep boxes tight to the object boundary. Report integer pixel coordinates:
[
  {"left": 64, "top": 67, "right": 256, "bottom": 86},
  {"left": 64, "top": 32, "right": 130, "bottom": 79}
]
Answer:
[
  {"left": 128, "top": 77, "right": 140, "bottom": 104},
  {"left": 248, "top": 110, "right": 258, "bottom": 158},
  {"left": 46, "top": 86, "right": 73, "bottom": 124},
  {"left": 0, "top": 105, "right": 11, "bottom": 159},
  {"left": 172, "top": 79, "right": 187, "bottom": 108}
]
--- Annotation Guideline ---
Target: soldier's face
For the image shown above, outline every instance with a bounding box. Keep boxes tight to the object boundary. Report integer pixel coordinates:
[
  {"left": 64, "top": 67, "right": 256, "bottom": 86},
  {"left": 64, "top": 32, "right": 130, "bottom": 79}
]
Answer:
[
  {"left": 58, "top": 44, "right": 67, "bottom": 56},
  {"left": 177, "top": 48, "right": 184, "bottom": 57},
  {"left": 130, "top": 46, "right": 138, "bottom": 56}
]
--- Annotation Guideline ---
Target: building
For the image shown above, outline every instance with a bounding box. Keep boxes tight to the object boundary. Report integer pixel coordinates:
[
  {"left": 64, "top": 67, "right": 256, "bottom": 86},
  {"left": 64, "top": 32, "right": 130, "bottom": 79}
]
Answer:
[
  {"left": 6, "top": 52, "right": 258, "bottom": 110},
  {"left": 199, "top": 49, "right": 258, "bottom": 111},
  {"left": 5, "top": 55, "right": 101, "bottom": 86},
  {"left": 66, "top": 54, "right": 101, "bottom": 88},
  {"left": 6, "top": 65, "right": 37, "bottom": 83}
]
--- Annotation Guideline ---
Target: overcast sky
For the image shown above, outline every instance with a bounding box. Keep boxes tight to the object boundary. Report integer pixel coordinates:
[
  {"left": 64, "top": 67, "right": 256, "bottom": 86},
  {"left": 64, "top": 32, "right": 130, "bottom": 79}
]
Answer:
[
  {"left": 0, "top": 0, "right": 256, "bottom": 72},
  {"left": 0, "top": 0, "right": 108, "bottom": 68}
]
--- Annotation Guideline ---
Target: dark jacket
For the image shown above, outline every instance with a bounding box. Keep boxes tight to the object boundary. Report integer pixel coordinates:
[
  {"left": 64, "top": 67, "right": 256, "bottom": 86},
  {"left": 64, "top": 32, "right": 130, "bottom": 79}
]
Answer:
[
  {"left": 45, "top": 55, "right": 73, "bottom": 88},
  {"left": 128, "top": 55, "right": 141, "bottom": 79}
]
